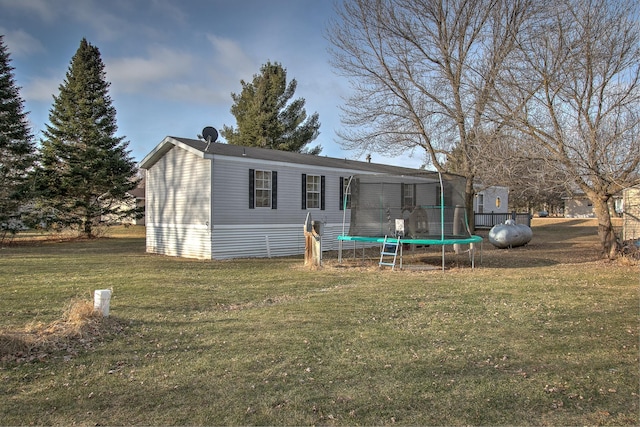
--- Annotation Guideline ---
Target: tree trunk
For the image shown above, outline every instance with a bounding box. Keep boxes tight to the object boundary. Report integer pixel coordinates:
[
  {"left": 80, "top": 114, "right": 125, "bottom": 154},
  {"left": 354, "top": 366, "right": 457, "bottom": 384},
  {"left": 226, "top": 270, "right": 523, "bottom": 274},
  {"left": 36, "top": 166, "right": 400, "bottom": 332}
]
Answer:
[
  {"left": 83, "top": 205, "right": 93, "bottom": 238},
  {"left": 591, "top": 197, "right": 619, "bottom": 259},
  {"left": 83, "top": 219, "right": 92, "bottom": 238}
]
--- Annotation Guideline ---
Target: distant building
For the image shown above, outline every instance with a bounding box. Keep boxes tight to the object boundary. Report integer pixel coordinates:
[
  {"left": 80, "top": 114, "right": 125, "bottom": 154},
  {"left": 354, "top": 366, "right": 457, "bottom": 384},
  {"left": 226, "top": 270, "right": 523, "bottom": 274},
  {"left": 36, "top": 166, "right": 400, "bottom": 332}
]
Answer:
[
  {"left": 563, "top": 191, "right": 624, "bottom": 219},
  {"left": 473, "top": 185, "right": 509, "bottom": 215},
  {"left": 622, "top": 185, "right": 640, "bottom": 241},
  {"left": 563, "top": 194, "right": 595, "bottom": 218}
]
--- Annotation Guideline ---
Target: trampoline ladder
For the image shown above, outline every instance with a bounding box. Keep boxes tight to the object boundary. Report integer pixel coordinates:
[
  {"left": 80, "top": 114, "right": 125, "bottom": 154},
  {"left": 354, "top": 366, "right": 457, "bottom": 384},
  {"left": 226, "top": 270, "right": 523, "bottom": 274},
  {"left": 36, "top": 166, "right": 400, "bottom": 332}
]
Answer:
[{"left": 379, "top": 236, "right": 401, "bottom": 270}]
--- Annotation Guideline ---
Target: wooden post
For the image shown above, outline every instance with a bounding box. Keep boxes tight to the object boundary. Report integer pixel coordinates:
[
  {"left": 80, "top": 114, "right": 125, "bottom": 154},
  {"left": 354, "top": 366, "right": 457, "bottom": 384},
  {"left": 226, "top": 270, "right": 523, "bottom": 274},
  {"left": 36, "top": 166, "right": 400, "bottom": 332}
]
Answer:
[{"left": 304, "top": 213, "right": 322, "bottom": 267}]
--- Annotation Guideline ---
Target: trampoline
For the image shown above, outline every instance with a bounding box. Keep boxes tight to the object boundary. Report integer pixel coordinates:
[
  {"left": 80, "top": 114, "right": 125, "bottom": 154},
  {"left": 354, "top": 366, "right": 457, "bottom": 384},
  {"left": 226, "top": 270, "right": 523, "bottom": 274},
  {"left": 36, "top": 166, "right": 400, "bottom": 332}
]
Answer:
[{"left": 337, "top": 171, "right": 483, "bottom": 270}]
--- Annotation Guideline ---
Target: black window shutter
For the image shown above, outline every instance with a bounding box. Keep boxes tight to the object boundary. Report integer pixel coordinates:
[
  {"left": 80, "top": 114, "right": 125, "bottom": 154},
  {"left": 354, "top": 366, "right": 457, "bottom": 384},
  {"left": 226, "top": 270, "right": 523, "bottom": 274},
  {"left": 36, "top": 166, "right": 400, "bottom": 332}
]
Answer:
[
  {"left": 301, "top": 174, "right": 307, "bottom": 210},
  {"left": 321, "top": 175, "right": 326, "bottom": 210},
  {"left": 400, "top": 183, "right": 405, "bottom": 208},
  {"left": 271, "top": 171, "right": 277, "bottom": 209},
  {"left": 339, "top": 177, "right": 344, "bottom": 211},
  {"left": 249, "top": 169, "right": 255, "bottom": 209}
]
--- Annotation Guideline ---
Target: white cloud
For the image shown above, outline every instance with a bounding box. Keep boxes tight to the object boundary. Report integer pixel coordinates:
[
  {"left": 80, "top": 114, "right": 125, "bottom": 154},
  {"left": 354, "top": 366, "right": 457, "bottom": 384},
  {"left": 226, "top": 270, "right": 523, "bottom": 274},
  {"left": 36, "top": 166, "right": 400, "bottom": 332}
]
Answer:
[
  {"left": 206, "top": 34, "right": 255, "bottom": 79},
  {"left": 0, "top": 0, "right": 56, "bottom": 22},
  {"left": 0, "top": 27, "right": 44, "bottom": 57},
  {"left": 105, "top": 37, "right": 257, "bottom": 105},
  {"left": 106, "top": 47, "right": 194, "bottom": 92},
  {"left": 22, "top": 75, "right": 61, "bottom": 101},
  {"left": 149, "top": 0, "right": 188, "bottom": 26},
  {"left": 66, "top": 0, "right": 130, "bottom": 41},
  {"left": 160, "top": 82, "right": 229, "bottom": 104}
]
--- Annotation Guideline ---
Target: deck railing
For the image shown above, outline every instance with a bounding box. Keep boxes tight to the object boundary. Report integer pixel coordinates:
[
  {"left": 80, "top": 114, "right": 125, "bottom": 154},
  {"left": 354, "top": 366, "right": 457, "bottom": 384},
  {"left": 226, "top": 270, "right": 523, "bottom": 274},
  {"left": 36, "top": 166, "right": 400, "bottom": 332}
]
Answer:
[{"left": 474, "top": 212, "right": 531, "bottom": 229}]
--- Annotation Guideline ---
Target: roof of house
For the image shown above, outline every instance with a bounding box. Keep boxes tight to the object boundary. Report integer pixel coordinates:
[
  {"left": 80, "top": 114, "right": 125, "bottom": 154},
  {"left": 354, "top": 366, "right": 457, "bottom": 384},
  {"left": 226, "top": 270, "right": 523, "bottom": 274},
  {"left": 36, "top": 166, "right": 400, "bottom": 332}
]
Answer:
[{"left": 140, "top": 136, "right": 430, "bottom": 176}]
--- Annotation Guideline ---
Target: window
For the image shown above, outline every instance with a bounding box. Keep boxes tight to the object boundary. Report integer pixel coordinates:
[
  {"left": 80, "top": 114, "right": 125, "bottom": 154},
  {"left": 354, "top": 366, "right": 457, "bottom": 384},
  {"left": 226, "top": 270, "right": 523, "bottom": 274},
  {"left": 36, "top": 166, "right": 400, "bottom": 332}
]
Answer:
[
  {"left": 255, "top": 170, "right": 272, "bottom": 208},
  {"left": 302, "top": 174, "right": 325, "bottom": 210},
  {"left": 401, "top": 183, "right": 416, "bottom": 209},
  {"left": 496, "top": 197, "right": 501, "bottom": 208},
  {"left": 249, "top": 169, "right": 277, "bottom": 209},
  {"left": 306, "top": 175, "right": 321, "bottom": 208},
  {"left": 340, "top": 177, "right": 352, "bottom": 210},
  {"left": 477, "top": 193, "right": 484, "bottom": 213}
]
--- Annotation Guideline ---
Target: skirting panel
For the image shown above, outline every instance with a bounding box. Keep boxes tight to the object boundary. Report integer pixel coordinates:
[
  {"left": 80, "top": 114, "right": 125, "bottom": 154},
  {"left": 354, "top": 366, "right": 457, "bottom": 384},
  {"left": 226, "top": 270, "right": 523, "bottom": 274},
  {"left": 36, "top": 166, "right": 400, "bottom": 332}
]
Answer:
[{"left": 146, "top": 224, "right": 212, "bottom": 259}]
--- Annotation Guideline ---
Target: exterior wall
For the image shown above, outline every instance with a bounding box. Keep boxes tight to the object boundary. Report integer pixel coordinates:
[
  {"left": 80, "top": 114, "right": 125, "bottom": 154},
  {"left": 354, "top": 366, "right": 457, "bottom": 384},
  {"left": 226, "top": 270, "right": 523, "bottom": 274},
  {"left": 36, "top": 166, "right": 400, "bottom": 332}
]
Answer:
[
  {"left": 211, "top": 156, "right": 352, "bottom": 227},
  {"left": 145, "top": 146, "right": 361, "bottom": 260},
  {"left": 473, "top": 186, "right": 509, "bottom": 214},
  {"left": 143, "top": 141, "right": 485, "bottom": 260},
  {"left": 147, "top": 224, "right": 211, "bottom": 259},
  {"left": 145, "top": 146, "right": 212, "bottom": 259},
  {"left": 210, "top": 223, "right": 348, "bottom": 260},
  {"left": 623, "top": 186, "right": 640, "bottom": 241},
  {"left": 564, "top": 197, "right": 595, "bottom": 218},
  {"left": 208, "top": 155, "right": 357, "bottom": 259}
]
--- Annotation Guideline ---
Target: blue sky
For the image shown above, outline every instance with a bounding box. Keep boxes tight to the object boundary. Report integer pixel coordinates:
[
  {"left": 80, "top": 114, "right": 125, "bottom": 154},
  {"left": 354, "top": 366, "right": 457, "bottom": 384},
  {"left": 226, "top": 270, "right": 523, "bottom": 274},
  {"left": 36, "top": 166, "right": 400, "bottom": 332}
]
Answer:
[{"left": 0, "top": 0, "right": 424, "bottom": 168}]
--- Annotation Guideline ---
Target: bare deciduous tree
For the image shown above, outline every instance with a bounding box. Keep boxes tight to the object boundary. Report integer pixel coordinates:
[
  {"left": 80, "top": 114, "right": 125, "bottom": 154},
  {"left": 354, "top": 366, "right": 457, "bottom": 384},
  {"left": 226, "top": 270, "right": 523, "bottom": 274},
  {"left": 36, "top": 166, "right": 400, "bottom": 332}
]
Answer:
[
  {"left": 327, "top": 0, "right": 534, "bottom": 226},
  {"left": 497, "top": 0, "right": 640, "bottom": 258},
  {"left": 449, "top": 130, "right": 569, "bottom": 213}
]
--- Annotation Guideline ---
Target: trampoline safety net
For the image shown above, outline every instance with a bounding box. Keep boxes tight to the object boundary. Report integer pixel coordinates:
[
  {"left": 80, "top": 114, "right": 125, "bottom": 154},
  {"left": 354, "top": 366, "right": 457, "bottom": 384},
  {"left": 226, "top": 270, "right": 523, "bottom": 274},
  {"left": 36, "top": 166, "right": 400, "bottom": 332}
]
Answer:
[{"left": 344, "top": 172, "right": 472, "bottom": 240}]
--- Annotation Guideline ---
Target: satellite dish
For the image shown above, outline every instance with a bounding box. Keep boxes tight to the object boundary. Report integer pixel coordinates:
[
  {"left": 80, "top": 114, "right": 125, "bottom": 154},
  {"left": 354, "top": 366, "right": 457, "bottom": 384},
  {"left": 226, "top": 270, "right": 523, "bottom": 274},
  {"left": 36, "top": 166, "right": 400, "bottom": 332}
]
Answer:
[{"left": 202, "top": 126, "right": 218, "bottom": 143}]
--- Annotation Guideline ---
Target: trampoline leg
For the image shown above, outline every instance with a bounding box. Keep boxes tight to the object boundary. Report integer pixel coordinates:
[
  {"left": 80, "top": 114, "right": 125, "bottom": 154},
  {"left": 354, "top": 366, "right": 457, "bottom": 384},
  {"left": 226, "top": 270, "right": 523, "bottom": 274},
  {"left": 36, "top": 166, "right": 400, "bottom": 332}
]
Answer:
[
  {"left": 470, "top": 242, "right": 475, "bottom": 269},
  {"left": 471, "top": 245, "right": 475, "bottom": 269}
]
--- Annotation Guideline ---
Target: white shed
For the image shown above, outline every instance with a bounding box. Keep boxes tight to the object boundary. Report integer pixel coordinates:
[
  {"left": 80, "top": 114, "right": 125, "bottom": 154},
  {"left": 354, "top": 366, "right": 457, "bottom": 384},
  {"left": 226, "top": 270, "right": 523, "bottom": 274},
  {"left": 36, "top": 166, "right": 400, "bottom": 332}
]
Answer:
[
  {"left": 622, "top": 185, "right": 640, "bottom": 241},
  {"left": 473, "top": 185, "right": 509, "bottom": 214},
  {"left": 140, "top": 136, "right": 421, "bottom": 259}
]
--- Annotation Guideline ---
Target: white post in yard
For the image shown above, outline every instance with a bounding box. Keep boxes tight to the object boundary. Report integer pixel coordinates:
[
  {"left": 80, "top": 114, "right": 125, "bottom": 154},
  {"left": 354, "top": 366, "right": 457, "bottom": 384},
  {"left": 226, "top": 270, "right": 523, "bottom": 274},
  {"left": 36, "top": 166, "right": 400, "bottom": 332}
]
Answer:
[{"left": 94, "top": 289, "right": 112, "bottom": 317}]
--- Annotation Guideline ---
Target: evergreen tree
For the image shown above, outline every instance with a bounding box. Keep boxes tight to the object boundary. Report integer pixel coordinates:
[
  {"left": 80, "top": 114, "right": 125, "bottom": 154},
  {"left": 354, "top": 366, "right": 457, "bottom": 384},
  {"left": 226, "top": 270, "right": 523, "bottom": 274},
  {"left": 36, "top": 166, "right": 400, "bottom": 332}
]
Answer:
[
  {"left": 38, "top": 38, "right": 138, "bottom": 237},
  {"left": 221, "top": 61, "right": 321, "bottom": 154},
  {"left": 0, "top": 35, "right": 36, "bottom": 236}
]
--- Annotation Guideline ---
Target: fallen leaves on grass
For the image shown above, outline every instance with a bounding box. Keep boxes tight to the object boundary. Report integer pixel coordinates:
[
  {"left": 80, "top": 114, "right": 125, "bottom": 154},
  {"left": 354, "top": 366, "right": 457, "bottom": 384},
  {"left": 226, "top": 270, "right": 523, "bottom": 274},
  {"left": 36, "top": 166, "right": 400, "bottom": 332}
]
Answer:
[{"left": 0, "top": 299, "right": 124, "bottom": 364}]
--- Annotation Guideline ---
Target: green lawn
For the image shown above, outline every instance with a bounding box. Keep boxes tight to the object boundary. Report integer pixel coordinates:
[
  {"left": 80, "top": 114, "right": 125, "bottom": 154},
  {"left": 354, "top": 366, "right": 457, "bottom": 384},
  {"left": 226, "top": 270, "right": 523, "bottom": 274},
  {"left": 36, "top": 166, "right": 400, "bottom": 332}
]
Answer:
[{"left": 0, "top": 222, "right": 638, "bottom": 425}]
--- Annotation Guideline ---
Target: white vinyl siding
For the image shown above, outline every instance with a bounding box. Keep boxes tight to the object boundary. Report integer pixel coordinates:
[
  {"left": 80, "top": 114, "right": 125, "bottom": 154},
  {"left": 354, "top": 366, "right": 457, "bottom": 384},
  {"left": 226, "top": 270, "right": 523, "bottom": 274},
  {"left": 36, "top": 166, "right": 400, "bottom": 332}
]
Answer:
[
  {"left": 473, "top": 186, "right": 509, "bottom": 214},
  {"left": 145, "top": 146, "right": 212, "bottom": 259},
  {"left": 623, "top": 186, "right": 640, "bottom": 240},
  {"left": 146, "top": 224, "right": 211, "bottom": 259},
  {"left": 211, "top": 223, "right": 348, "bottom": 259},
  {"left": 146, "top": 145, "right": 210, "bottom": 226}
]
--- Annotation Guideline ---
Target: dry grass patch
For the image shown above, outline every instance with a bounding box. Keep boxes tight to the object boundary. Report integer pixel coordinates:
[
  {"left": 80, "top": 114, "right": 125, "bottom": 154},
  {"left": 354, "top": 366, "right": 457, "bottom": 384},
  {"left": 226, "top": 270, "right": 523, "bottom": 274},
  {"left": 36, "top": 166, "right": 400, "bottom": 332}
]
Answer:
[{"left": 0, "top": 299, "right": 123, "bottom": 363}]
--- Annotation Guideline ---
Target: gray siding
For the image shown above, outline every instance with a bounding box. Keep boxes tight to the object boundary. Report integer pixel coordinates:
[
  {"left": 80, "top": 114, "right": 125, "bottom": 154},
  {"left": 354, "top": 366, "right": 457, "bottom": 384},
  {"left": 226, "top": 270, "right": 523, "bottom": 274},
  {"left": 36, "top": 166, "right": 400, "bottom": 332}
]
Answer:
[
  {"left": 146, "top": 146, "right": 212, "bottom": 258},
  {"left": 211, "top": 156, "right": 354, "bottom": 227},
  {"left": 208, "top": 156, "right": 358, "bottom": 259},
  {"left": 210, "top": 223, "right": 349, "bottom": 260}
]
